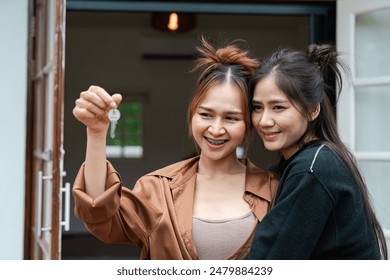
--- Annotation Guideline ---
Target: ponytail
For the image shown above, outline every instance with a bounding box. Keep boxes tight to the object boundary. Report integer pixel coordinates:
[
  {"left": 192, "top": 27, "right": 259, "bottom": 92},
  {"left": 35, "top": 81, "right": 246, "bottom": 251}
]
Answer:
[
  {"left": 306, "top": 44, "right": 350, "bottom": 110},
  {"left": 308, "top": 44, "right": 388, "bottom": 260}
]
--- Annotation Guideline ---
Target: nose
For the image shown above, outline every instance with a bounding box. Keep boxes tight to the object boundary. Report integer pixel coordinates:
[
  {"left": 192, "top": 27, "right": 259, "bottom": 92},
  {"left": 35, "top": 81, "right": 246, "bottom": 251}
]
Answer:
[
  {"left": 257, "top": 110, "right": 274, "bottom": 127},
  {"left": 208, "top": 119, "right": 226, "bottom": 135}
]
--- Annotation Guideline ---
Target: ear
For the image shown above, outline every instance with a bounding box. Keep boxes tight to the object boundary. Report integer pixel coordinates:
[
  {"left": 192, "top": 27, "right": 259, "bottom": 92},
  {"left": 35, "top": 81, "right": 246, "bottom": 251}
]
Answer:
[{"left": 309, "top": 103, "right": 320, "bottom": 121}]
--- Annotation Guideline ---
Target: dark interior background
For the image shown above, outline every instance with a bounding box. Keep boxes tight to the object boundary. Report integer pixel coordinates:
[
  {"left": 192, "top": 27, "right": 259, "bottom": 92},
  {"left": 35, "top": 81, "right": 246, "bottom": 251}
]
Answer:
[{"left": 62, "top": 0, "right": 335, "bottom": 259}]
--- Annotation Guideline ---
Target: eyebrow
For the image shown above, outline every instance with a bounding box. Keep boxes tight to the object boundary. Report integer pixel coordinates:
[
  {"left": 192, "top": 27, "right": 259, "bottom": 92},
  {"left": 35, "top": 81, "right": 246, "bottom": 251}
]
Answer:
[
  {"left": 252, "top": 99, "right": 289, "bottom": 105},
  {"left": 198, "top": 106, "right": 243, "bottom": 115}
]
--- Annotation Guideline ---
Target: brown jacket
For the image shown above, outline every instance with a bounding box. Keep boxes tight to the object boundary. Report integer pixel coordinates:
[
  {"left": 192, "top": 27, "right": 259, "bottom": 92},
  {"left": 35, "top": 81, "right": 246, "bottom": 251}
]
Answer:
[{"left": 73, "top": 156, "right": 278, "bottom": 260}]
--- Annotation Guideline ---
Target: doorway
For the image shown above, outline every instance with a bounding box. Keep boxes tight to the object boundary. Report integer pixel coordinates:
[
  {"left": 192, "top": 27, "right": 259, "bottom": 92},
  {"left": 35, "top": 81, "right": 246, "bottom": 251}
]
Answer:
[{"left": 62, "top": 2, "right": 335, "bottom": 259}]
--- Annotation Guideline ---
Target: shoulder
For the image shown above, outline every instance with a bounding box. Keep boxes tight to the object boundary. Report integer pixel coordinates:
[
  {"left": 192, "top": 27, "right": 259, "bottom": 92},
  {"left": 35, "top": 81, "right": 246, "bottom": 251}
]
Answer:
[
  {"left": 289, "top": 143, "right": 343, "bottom": 174},
  {"left": 130, "top": 156, "right": 199, "bottom": 195},
  {"left": 299, "top": 144, "right": 349, "bottom": 176},
  {"left": 286, "top": 143, "right": 357, "bottom": 195},
  {"left": 244, "top": 158, "right": 271, "bottom": 176},
  {"left": 145, "top": 156, "right": 199, "bottom": 179},
  {"left": 243, "top": 158, "right": 278, "bottom": 203}
]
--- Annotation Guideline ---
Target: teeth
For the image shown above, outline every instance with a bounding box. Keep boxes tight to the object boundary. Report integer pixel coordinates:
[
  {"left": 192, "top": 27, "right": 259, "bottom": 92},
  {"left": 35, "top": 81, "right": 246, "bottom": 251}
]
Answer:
[{"left": 206, "top": 138, "right": 226, "bottom": 145}]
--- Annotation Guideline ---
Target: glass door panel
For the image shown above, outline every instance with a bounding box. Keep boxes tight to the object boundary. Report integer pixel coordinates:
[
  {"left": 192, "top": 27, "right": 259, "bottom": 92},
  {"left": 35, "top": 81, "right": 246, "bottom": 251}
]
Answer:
[
  {"left": 355, "top": 85, "right": 390, "bottom": 152},
  {"left": 358, "top": 161, "right": 390, "bottom": 230},
  {"left": 355, "top": 8, "right": 390, "bottom": 78}
]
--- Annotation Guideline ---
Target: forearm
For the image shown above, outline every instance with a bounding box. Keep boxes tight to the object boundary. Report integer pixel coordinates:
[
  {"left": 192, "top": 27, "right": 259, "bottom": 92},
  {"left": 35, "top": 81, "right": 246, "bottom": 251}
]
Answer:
[{"left": 85, "top": 128, "right": 108, "bottom": 198}]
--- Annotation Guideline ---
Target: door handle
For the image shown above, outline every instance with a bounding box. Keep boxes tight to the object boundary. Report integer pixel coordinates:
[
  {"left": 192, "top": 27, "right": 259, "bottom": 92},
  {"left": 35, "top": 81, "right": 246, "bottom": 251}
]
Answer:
[
  {"left": 60, "top": 182, "right": 70, "bottom": 231},
  {"left": 36, "top": 171, "right": 52, "bottom": 237}
]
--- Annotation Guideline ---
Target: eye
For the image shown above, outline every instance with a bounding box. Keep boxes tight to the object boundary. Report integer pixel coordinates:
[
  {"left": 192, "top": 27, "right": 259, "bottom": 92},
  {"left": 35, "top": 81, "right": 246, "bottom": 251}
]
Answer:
[
  {"left": 199, "top": 112, "right": 211, "bottom": 118},
  {"left": 273, "top": 105, "right": 286, "bottom": 111},
  {"left": 225, "top": 116, "right": 240, "bottom": 121},
  {"left": 251, "top": 103, "right": 263, "bottom": 112}
]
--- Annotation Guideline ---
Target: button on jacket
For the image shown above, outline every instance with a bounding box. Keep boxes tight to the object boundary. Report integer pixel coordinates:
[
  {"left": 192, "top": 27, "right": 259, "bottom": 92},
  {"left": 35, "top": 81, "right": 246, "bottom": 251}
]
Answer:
[{"left": 73, "top": 156, "right": 278, "bottom": 260}]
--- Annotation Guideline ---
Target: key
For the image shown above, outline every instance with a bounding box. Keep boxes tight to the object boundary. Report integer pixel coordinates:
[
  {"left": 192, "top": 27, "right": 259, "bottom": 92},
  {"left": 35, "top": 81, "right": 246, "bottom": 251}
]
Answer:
[{"left": 108, "top": 108, "right": 121, "bottom": 138}]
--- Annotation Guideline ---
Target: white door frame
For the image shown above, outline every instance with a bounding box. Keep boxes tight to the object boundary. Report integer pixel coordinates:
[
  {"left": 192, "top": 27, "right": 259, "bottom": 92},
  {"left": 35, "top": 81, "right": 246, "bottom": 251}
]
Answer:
[{"left": 337, "top": 0, "right": 390, "bottom": 243}]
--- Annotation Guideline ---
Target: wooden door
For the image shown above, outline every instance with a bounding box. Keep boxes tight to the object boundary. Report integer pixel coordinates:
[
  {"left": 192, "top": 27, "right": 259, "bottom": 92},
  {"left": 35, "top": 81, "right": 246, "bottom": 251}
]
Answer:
[{"left": 25, "top": 0, "right": 68, "bottom": 260}]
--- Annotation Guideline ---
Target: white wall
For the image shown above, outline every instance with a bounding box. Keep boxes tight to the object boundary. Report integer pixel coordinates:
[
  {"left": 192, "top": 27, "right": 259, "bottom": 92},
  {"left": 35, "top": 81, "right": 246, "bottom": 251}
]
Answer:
[{"left": 0, "top": 0, "right": 28, "bottom": 259}]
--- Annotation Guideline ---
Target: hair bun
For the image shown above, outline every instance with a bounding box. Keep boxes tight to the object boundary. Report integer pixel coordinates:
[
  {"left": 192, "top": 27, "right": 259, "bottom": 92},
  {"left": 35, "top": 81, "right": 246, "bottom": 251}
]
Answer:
[
  {"left": 192, "top": 36, "right": 259, "bottom": 77},
  {"left": 307, "top": 44, "right": 337, "bottom": 71}
]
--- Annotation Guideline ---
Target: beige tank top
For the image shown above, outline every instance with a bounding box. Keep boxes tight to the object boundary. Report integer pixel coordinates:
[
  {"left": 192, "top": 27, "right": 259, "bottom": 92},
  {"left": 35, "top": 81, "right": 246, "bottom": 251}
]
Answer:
[{"left": 192, "top": 212, "right": 256, "bottom": 260}]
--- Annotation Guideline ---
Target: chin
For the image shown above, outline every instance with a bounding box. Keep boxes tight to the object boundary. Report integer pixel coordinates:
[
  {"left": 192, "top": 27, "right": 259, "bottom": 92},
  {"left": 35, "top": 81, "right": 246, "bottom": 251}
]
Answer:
[{"left": 263, "top": 142, "right": 281, "bottom": 153}]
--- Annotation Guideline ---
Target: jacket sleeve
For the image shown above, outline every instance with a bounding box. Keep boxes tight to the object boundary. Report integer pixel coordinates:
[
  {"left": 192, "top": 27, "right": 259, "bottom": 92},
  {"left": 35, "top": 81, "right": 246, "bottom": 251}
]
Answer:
[
  {"left": 72, "top": 161, "right": 164, "bottom": 248},
  {"left": 247, "top": 171, "right": 333, "bottom": 259}
]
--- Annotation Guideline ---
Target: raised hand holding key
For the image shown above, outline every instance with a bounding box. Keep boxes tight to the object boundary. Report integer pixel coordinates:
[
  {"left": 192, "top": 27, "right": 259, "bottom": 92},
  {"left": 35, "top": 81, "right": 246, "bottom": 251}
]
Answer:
[{"left": 108, "top": 107, "right": 121, "bottom": 138}]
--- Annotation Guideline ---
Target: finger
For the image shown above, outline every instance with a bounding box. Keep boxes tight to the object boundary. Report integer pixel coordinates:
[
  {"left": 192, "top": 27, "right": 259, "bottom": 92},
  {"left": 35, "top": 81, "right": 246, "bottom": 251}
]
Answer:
[
  {"left": 73, "top": 107, "right": 96, "bottom": 122},
  {"left": 88, "top": 85, "right": 116, "bottom": 109},
  {"left": 80, "top": 88, "right": 107, "bottom": 111},
  {"left": 111, "top": 93, "right": 123, "bottom": 108},
  {"left": 75, "top": 98, "right": 107, "bottom": 119}
]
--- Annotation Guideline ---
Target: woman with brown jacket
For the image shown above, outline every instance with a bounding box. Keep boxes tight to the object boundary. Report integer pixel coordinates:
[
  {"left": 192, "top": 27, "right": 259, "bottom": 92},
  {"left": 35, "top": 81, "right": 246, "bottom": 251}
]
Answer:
[{"left": 72, "top": 37, "right": 278, "bottom": 259}]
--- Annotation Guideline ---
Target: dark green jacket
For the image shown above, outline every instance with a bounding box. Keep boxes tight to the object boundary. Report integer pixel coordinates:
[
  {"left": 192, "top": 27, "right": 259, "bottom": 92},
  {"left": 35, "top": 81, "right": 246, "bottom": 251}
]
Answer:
[{"left": 247, "top": 141, "right": 380, "bottom": 259}]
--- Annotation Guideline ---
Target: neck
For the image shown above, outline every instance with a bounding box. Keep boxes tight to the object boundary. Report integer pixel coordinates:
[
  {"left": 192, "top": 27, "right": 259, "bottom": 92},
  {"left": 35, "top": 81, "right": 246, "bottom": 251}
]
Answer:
[
  {"left": 283, "top": 136, "right": 320, "bottom": 159},
  {"left": 197, "top": 153, "right": 245, "bottom": 176}
]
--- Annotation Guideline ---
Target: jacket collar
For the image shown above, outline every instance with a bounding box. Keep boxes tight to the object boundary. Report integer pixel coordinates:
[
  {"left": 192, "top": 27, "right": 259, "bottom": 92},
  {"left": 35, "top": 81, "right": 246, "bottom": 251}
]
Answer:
[
  {"left": 243, "top": 158, "right": 273, "bottom": 203},
  {"left": 148, "top": 156, "right": 273, "bottom": 202},
  {"left": 147, "top": 156, "right": 199, "bottom": 189}
]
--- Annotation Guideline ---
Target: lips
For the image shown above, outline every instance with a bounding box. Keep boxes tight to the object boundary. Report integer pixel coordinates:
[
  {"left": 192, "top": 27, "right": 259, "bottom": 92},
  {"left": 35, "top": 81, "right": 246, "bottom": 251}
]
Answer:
[{"left": 261, "top": 131, "right": 280, "bottom": 141}]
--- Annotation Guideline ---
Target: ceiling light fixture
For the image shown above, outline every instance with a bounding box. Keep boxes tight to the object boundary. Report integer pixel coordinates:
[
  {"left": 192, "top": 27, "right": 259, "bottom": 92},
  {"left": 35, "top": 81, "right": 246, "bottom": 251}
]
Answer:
[
  {"left": 151, "top": 12, "right": 196, "bottom": 32},
  {"left": 167, "top": 12, "right": 179, "bottom": 31}
]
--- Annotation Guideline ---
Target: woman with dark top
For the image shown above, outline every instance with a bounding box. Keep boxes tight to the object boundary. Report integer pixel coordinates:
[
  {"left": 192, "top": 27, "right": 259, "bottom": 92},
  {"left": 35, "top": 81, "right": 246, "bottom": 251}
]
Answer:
[{"left": 246, "top": 44, "right": 388, "bottom": 259}]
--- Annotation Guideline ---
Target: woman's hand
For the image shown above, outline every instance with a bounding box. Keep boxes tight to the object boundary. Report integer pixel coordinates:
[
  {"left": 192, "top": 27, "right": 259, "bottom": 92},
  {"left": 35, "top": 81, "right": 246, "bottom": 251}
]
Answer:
[
  {"left": 73, "top": 85, "right": 122, "bottom": 134},
  {"left": 73, "top": 85, "right": 122, "bottom": 198}
]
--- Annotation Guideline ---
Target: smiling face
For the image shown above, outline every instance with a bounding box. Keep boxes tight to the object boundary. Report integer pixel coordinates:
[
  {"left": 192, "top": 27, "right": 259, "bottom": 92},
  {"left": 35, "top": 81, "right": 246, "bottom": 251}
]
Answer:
[
  {"left": 191, "top": 83, "right": 246, "bottom": 162},
  {"left": 251, "top": 75, "right": 310, "bottom": 159}
]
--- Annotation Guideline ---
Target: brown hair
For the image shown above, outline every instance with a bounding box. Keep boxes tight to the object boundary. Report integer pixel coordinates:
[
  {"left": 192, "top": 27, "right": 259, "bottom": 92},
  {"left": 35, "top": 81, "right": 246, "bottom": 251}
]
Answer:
[{"left": 187, "top": 36, "right": 259, "bottom": 150}]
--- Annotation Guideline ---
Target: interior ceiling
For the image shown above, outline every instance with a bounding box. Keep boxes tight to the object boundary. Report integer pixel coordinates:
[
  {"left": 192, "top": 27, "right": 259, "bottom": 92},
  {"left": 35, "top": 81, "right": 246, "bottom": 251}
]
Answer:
[{"left": 66, "top": 0, "right": 335, "bottom": 16}]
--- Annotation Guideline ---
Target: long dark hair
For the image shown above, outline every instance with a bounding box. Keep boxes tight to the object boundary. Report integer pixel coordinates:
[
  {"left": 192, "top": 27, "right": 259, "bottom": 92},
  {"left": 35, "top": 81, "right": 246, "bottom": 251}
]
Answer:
[{"left": 249, "top": 44, "right": 388, "bottom": 259}]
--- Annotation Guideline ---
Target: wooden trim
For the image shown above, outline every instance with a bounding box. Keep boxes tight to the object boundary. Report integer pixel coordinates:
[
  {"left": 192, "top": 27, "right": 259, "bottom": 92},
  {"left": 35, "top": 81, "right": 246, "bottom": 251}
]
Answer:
[
  {"left": 24, "top": 0, "right": 35, "bottom": 260},
  {"left": 25, "top": 0, "right": 66, "bottom": 260},
  {"left": 50, "top": 0, "right": 66, "bottom": 259}
]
